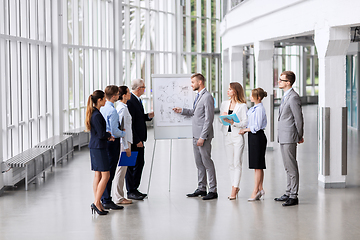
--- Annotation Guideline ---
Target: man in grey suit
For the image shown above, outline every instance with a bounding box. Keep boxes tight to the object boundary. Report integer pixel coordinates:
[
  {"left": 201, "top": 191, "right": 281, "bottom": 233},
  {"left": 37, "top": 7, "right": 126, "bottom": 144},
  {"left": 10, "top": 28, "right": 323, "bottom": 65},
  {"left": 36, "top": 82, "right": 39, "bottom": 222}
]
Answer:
[
  {"left": 173, "top": 73, "right": 218, "bottom": 200},
  {"left": 275, "top": 71, "right": 304, "bottom": 206}
]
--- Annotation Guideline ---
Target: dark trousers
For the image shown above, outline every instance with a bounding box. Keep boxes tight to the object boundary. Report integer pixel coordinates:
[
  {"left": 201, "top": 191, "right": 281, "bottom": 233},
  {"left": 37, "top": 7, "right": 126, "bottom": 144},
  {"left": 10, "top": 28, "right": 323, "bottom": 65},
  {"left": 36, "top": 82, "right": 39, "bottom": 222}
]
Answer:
[
  {"left": 101, "top": 138, "right": 120, "bottom": 204},
  {"left": 125, "top": 144, "right": 145, "bottom": 194}
]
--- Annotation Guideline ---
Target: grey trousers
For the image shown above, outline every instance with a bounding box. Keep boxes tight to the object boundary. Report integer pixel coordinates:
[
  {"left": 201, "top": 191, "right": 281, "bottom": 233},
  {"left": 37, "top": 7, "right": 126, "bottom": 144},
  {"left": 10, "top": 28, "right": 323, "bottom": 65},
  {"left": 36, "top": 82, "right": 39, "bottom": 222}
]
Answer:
[
  {"left": 280, "top": 143, "right": 299, "bottom": 199},
  {"left": 193, "top": 138, "right": 217, "bottom": 193}
]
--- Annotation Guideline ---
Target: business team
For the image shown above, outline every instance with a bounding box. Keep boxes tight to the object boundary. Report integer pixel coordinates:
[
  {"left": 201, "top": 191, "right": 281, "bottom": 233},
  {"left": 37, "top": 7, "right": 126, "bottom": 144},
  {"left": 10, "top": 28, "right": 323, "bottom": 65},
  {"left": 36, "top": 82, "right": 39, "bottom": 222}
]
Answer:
[{"left": 86, "top": 71, "right": 304, "bottom": 215}]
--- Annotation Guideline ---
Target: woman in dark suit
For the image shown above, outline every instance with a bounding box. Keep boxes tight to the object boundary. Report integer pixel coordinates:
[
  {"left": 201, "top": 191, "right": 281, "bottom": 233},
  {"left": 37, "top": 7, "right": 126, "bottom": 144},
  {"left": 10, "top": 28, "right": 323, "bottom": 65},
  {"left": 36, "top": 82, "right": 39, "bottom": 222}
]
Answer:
[{"left": 85, "top": 90, "right": 114, "bottom": 215}]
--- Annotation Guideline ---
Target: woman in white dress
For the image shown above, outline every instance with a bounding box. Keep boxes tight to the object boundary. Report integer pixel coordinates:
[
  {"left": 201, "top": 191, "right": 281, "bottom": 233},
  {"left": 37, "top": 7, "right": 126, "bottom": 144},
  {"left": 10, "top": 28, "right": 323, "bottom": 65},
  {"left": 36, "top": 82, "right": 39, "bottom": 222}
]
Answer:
[
  {"left": 220, "top": 82, "right": 248, "bottom": 200},
  {"left": 113, "top": 86, "right": 133, "bottom": 205}
]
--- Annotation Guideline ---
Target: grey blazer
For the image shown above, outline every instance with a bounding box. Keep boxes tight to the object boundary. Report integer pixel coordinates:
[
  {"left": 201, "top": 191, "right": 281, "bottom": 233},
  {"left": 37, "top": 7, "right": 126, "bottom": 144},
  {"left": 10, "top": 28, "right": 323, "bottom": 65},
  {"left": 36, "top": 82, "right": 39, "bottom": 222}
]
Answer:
[
  {"left": 278, "top": 89, "right": 304, "bottom": 144},
  {"left": 182, "top": 89, "right": 214, "bottom": 139}
]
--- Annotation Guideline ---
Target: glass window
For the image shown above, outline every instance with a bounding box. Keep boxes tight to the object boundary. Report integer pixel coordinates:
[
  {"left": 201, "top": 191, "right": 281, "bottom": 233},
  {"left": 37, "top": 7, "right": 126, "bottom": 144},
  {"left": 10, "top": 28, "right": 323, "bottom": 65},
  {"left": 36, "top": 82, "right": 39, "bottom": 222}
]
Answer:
[
  {"left": 191, "top": 55, "right": 197, "bottom": 73},
  {"left": 0, "top": 0, "right": 52, "bottom": 157},
  {"left": 211, "top": 20, "right": 217, "bottom": 53},
  {"left": 352, "top": 55, "right": 358, "bottom": 128},
  {"left": 67, "top": 0, "right": 73, "bottom": 44},
  {"left": 191, "top": 17, "right": 197, "bottom": 52},
  {"left": 201, "top": 18, "right": 207, "bottom": 52},
  {"left": 304, "top": 45, "right": 319, "bottom": 96},
  {"left": 306, "top": 57, "right": 312, "bottom": 85},
  {"left": 79, "top": 0, "right": 83, "bottom": 45},
  {"left": 79, "top": 48, "right": 84, "bottom": 106},
  {"left": 191, "top": 1, "right": 197, "bottom": 16},
  {"left": 129, "top": 6, "right": 137, "bottom": 49}
]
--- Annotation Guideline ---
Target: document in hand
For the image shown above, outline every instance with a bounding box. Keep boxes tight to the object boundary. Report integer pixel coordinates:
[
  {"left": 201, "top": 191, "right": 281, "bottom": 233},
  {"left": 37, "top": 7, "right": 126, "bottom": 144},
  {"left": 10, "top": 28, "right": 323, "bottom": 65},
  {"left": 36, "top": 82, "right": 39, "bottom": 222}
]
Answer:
[
  {"left": 219, "top": 113, "right": 240, "bottom": 126},
  {"left": 118, "top": 151, "right": 138, "bottom": 166}
]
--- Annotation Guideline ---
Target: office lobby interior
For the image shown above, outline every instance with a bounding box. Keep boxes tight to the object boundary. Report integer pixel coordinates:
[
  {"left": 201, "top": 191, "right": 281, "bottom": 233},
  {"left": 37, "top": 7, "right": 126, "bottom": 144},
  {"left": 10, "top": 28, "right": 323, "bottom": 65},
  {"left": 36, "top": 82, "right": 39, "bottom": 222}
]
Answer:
[{"left": 1, "top": 0, "right": 360, "bottom": 239}]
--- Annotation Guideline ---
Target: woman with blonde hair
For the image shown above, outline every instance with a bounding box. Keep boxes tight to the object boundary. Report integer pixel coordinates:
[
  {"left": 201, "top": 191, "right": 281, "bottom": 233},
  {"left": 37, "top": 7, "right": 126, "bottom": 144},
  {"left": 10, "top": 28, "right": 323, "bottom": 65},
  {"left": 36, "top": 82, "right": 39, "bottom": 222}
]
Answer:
[
  {"left": 239, "top": 88, "right": 268, "bottom": 201},
  {"left": 85, "top": 90, "right": 114, "bottom": 215},
  {"left": 220, "top": 82, "right": 248, "bottom": 200}
]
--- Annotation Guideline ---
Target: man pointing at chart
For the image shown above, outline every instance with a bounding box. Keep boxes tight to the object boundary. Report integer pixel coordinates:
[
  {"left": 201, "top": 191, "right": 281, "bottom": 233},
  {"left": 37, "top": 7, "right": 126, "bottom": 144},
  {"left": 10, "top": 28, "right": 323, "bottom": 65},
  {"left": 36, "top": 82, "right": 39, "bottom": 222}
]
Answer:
[{"left": 173, "top": 73, "right": 218, "bottom": 200}]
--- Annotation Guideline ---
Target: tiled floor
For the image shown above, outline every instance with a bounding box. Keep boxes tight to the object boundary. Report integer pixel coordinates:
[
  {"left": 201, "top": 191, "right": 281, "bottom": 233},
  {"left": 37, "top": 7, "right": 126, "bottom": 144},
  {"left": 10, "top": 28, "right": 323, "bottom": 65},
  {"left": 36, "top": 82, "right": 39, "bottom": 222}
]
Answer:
[{"left": 0, "top": 105, "right": 359, "bottom": 240}]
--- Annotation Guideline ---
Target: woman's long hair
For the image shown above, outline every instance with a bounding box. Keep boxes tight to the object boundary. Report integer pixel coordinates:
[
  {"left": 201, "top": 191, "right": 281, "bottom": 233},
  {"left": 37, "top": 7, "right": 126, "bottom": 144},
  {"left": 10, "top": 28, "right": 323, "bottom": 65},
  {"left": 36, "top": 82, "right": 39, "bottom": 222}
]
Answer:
[
  {"left": 230, "top": 82, "right": 246, "bottom": 103},
  {"left": 85, "top": 90, "right": 105, "bottom": 131}
]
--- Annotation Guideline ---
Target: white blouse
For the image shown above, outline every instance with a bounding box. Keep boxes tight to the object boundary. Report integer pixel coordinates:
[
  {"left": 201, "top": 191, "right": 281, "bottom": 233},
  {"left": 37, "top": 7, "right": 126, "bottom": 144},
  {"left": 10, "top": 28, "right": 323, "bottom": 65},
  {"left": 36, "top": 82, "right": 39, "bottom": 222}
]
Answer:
[
  {"left": 219, "top": 100, "right": 248, "bottom": 136},
  {"left": 116, "top": 102, "right": 133, "bottom": 149}
]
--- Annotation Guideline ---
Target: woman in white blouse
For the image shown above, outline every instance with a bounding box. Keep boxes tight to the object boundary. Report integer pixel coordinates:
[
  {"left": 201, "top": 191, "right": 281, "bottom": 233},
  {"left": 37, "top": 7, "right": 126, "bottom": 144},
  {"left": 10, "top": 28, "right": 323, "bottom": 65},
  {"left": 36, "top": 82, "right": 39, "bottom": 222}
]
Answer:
[
  {"left": 220, "top": 82, "right": 248, "bottom": 200},
  {"left": 113, "top": 86, "right": 133, "bottom": 205}
]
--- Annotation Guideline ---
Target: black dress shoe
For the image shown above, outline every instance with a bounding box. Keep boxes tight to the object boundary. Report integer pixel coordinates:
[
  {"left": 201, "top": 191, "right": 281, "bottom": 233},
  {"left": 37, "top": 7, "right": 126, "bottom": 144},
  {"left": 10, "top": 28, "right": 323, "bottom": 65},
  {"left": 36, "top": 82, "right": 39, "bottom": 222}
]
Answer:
[
  {"left": 186, "top": 189, "right": 207, "bottom": 197},
  {"left": 202, "top": 192, "right": 218, "bottom": 200},
  {"left": 274, "top": 194, "right": 289, "bottom": 201},
  {"left": 282, "top": 198, "right": 299, "bottom": 206},
  {"left": 102, "top": 202, "right": 124, "bottom": 210},
  {"left": 128, "top": 192, "right": 145, "bottom": 200},
  {"left": 136, "top": 190, "right": 147, "bottom": 197}
]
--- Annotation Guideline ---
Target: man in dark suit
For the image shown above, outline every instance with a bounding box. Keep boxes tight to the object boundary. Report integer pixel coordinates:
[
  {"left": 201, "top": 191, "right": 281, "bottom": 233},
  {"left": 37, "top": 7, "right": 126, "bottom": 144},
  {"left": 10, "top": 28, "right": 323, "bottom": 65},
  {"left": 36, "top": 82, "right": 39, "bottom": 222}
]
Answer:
[
  {"left": 275, "top": 71, "right": 304, "bottom": 207},
  {"left": 126, "top": 79, "right": 154, "bottom": 200}
]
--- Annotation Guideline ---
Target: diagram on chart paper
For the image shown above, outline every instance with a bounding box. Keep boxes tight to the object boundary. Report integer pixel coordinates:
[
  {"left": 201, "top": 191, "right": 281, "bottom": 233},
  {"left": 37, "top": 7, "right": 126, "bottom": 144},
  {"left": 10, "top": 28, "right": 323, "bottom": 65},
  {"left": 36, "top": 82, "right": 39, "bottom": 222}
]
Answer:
[{"left": 153, "top": 78, "right": 194, "bottom": 127}]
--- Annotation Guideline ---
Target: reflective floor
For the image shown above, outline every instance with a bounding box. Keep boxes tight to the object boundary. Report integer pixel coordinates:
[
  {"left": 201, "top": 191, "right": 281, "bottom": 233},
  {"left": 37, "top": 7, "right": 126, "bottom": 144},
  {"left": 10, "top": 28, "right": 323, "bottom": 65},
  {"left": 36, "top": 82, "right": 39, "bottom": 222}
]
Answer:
[{"left": 1, "top": 105, "right": 360, "bottom": 240}]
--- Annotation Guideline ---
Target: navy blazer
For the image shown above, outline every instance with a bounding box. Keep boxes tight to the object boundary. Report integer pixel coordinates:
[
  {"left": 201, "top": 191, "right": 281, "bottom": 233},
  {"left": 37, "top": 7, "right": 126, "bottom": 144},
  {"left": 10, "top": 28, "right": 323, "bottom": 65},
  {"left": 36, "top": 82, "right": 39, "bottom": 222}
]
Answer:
[
  {"left": 88, "top": 108, "right": 111, "bottom": 149},
  {"left": 127, "top": 93, "right": 152, "bottom": 145}
]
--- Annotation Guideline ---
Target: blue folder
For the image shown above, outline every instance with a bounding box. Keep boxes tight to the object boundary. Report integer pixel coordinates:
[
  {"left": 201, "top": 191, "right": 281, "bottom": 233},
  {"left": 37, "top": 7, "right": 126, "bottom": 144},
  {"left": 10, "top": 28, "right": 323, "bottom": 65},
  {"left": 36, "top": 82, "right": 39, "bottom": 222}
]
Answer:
[
  {"left": 118, "top": 151, "right": 138, "bottom": 166},
  {"left": 219, "top": 113, "right": 240, "bottom": 126}
]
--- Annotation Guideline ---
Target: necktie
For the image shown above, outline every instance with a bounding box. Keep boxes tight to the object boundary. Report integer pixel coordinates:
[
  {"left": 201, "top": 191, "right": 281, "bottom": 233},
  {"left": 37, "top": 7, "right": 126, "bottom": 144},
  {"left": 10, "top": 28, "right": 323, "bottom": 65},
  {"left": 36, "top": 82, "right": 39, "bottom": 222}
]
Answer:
[
  {"left": 193, "top": 93, "right": 200, "bottom": 108},
  {"left": 280, "top": 96, "right": 285, "bottom": 112},
  {"left": 139, "top": 98, "right": 145, "bottom": 113}
]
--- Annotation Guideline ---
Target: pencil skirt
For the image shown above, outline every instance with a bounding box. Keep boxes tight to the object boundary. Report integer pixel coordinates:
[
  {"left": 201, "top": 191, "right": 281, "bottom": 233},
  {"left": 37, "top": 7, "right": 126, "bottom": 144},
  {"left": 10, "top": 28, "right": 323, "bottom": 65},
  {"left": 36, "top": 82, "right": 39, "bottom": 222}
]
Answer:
[
  {"left": 90, "top": 148, "right": 110, "bottom": 172},
  {"left": 248, "top": 130, "right": 267, "bottom": 169}
]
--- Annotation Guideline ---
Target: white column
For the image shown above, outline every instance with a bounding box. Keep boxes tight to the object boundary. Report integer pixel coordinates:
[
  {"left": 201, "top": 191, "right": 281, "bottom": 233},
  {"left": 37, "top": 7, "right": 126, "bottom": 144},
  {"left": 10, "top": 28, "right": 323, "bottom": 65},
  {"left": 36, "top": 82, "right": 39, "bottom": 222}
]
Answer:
[
  {"left": 52, "top": 0, "right": 64, "bottom": 135},
  {"left": 176, "top": 0, "right": 182, "bottom": 74},
  {"left": 222, "top": 49, "right": 230, "bottom": 103},
  {"left": 114, "top": 0, "right": 122, "bottom": 85},
  {"left": 0, "top": 0, "right": 4, "bottom": 191},
  {"left": 315, "top": 26, "right": 350, "bottom": 188},
  {"left": 230, "top": 46, "right": 244, "bottom": 85},
  {"left": 254, "top": 41, "right": 274, "bottom": 148}
]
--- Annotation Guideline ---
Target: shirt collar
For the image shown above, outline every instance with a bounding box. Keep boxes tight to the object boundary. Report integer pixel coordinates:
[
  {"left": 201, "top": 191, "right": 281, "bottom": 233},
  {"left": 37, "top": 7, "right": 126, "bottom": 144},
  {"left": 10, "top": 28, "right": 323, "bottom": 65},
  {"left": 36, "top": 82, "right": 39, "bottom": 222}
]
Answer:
[
  {"left": 105, "top": 101, "right": 114, "bottom": 107},
  {"left": 254, "top": 102, "right": 263, "bottom": 108},
  {"left": 131, "top": 92, "right": 141, "bottom": 102},
  {"left": 118, "top": 102, "right": 127, "bottom": 107},
  {"left": 197, "top": 88, "right": 206, "bottom": 95},
  {"left": 283, "top": 87, "right": 293, "bottom": 97},
  {"left": 250, "top": 102, "right": 262, "bottom": 112}
]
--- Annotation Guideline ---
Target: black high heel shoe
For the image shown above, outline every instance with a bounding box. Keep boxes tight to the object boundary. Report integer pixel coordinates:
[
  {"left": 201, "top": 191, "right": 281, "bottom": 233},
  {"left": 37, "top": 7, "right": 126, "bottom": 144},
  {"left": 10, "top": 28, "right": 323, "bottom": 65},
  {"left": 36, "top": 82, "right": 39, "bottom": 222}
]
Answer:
[{"left": 91, "top": 203, "right": 108, "bottom": 215}]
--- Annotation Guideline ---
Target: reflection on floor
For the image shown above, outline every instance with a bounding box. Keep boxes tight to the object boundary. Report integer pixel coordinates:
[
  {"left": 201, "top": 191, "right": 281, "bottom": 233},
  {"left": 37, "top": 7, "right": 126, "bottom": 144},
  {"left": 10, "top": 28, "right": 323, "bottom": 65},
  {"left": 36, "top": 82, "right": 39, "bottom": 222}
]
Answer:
[{"left": 0, "top": 105, "right": 359, "bottom": 240}]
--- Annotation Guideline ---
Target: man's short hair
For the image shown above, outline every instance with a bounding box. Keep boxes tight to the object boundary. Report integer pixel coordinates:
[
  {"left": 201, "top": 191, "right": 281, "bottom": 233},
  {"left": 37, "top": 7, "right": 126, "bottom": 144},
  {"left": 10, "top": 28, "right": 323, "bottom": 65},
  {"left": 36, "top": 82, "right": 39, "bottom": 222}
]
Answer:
[
  {"left": 191, "top": 73, "right": 206, "bottom": 84},
  {"left": 281, "top": 71, "right": 296, "bottom": 86},
  {"left": 104, "top": 85, "right": 119, "bottom": 100},
  {"left": 131, "top": 79, "right": 145, "bottom": 90}
]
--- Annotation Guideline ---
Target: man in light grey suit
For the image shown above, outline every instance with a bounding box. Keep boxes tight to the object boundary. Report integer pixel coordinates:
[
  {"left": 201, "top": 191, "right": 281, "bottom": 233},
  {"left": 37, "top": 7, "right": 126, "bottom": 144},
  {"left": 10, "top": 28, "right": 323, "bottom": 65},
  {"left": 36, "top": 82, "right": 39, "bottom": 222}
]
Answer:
[
  {"left": 275, "top": 71, "right": 304, "bottom": 206},
  {"left": 173, "top": 73, "right": 218, "bottom": 200}
]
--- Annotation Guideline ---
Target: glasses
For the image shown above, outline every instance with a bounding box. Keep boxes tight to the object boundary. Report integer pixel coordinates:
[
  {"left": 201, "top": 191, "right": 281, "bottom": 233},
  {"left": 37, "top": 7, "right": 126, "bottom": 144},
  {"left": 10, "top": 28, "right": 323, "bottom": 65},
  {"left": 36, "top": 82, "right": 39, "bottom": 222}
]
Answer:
[
  {"left": 139, "top": 86, "right": 146, "bottom": 89},
  {"left": 279, "top": 78, "right": 290, "bottom": 82}
]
